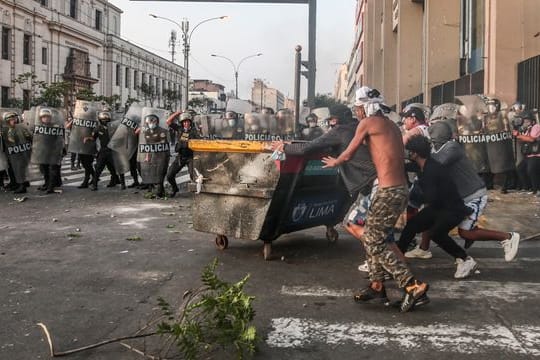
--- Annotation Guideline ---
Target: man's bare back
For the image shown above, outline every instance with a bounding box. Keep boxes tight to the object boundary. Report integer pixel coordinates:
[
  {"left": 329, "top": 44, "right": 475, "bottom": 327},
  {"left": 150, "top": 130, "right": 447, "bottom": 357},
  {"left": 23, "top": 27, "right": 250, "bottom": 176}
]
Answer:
[{"left": 324, "top": 115, "right": 406, "bottom": 188}]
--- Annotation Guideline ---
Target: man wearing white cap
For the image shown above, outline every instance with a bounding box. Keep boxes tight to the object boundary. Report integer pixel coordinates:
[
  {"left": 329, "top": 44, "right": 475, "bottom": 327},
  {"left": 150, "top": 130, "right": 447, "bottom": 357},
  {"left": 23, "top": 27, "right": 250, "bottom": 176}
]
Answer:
[{"left": 322, "top": 86, "right": 429, "bottom": 312}]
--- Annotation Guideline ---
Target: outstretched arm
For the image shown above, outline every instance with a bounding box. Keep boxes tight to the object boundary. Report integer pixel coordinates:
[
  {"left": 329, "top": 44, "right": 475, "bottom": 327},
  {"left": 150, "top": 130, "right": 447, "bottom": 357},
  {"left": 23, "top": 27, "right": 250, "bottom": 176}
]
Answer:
[
  {"left": 322, "top": 121, "right": 368, "bottom": 167},
  {"left": 166, "top": 111, "right": 182, "bottom": 127}
]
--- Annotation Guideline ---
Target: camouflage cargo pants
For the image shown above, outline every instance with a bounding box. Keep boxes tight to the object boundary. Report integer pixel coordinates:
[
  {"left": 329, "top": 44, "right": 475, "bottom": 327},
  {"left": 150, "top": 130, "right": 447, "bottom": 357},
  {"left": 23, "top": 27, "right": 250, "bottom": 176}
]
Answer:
[{"left": 363, "top": 185, "right": 413, "bottom": 288}]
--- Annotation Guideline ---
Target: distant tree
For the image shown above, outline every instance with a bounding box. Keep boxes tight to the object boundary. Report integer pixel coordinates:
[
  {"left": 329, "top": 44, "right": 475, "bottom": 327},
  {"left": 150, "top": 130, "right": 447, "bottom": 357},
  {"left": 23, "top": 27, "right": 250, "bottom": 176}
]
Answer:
[
  {"left": 163, "top": 89, "right": 181, "bottom": 111},
  {"left": 312, "top": 93, "right": 343, "bottom": 109},
  {"left": 137, "top": 82, "right": 156, "bottom": 107}
]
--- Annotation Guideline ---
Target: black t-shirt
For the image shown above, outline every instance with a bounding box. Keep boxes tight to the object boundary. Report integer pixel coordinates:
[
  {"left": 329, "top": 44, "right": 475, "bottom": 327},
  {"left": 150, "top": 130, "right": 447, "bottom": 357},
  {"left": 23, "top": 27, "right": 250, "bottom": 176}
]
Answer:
[
  {"left": 418, "top": 157, "right": 471, "bottom": 216},
  {"left": 170, "top": 122, "right": 199, "bottom": 158}
]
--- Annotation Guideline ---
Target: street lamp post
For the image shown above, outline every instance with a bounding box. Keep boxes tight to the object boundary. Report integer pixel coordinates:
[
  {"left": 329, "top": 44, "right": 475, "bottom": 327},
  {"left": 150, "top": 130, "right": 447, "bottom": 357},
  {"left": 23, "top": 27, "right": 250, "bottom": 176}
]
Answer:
[
  {"left": 210, "top": 53, "right": 263, "bottom": 98},
  {"left": 150, "top": 14, "right": 228, "bottom": 110}
]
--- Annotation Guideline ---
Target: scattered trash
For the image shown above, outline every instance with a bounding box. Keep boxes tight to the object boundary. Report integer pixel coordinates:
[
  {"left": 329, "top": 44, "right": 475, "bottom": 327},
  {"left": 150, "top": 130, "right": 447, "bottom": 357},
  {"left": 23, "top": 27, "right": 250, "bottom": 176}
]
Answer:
[
  {"left": 188, "top": 249, "right": 194, "bottom": 252},
  {"left": 281, "top": 256, "right": 285, "bottom": 261},
  {"left": 13, "top": 197, "right": 27, "bottom": 202},
  {"left": 67, "top": 233, "right": 81, "bottom": 238},
  {"left": 126, "top": 236, "right": 142, "bottom": 241},
  {"left": 54, "top": 189, "right": 63, "bottom": 194},
  {"left": 75, "top": 228, "right": 81, "bottom": 232},
  {"left": 64, "top": 210, "right": 70, "bottom": 213},
  {"left": 474, "top": 270, "right": 481, "bottom": 274},
  {"left": 110, "top": 214, "right": 115, "bottom": 218},
  {"left": 166, "top": 224, "right": 175, "bottom": 229},
  {"left": 52, "top": 218, "right": 58, "bottom": 223},
  {"left": 119, "top": 250, "right": 129, "bottom": 254}
]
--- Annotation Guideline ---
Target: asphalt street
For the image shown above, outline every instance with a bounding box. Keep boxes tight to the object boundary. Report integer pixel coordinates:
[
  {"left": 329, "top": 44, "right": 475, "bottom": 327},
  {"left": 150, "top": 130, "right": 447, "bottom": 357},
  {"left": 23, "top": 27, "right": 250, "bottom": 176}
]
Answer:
[{"left": 1, "top": 186, "right": 539, "bottom": 359}]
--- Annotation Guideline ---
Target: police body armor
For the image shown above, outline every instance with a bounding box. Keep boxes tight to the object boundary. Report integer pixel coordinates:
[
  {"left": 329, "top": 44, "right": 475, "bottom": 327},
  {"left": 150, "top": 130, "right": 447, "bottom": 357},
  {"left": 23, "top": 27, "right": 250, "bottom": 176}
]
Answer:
[
  {"left": 3, "top": 124, "right": 32, "bottom": 183},
  {"left": 137, "top": 108, "right": 170, "bottom": 184},
  {"left": 30, "top": 107, "right": 65, "bottom": 165},
  {"left": 68, "top": 100, "right": 99, "bottom": 155},
  {"left": 483, "top": 112, "right": 515, "bottom": 174},
  {"left": 0, "top": 127, "right": 8, "bottom": 172},
  {"left": 108, "top": 104, "right": 142, "bottom": 174}
]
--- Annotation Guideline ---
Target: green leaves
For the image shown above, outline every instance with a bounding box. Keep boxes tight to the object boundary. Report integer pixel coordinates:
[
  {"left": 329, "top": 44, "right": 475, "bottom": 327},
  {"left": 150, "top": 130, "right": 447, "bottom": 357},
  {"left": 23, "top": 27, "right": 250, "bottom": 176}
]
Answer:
[{"left": 156, "top": 259, "right": 258, "bottom": 359}]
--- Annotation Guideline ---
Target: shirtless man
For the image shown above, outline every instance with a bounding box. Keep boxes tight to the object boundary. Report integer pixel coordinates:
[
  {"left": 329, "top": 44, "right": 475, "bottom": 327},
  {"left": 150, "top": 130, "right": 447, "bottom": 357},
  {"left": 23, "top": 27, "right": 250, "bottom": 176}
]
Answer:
[{"left": 322, "top": 86, "right": 428, "bottom": 312}]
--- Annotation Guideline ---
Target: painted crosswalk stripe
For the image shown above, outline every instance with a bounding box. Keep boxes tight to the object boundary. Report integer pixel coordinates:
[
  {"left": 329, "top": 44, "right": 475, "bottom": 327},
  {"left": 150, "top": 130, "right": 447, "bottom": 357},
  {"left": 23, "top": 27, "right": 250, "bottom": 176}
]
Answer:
[
  {"left": 280, "top": 280, "right": 540, "bottom": 302},
  {"left": 266, "top": 317, "right": 540, "bottom": 355}
]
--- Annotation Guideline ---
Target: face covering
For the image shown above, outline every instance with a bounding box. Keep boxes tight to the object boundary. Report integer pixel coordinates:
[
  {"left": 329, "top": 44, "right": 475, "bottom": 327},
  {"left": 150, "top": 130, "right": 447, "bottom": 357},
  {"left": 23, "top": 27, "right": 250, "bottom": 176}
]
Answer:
[
  {"left": 227, "top": 119, "right": 236, "bottom": 127},
  {"left": 148, "top": 123, "right": 157, "bottom": 130}
]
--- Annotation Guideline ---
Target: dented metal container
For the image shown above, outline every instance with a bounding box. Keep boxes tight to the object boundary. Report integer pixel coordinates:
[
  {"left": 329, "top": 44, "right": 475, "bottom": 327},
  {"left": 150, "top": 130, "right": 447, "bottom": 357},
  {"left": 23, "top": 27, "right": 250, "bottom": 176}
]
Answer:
[{"left": 189, "top": 140, "right": 352, "bottom": 260}]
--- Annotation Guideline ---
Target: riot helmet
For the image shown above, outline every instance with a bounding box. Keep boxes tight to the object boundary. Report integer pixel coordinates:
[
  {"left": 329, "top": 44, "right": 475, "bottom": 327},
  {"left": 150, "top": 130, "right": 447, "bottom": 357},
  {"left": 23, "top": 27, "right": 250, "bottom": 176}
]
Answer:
[
  {"left": 39, "top": 108, "right": 53, "bottom": 124},
  {"left": 144, "top": 114, "right": 160, "bottom": 130},
  {"left": 512, "top": 102, "right": 525, "bottom": 113},
  {"left": 224, "top": 111, "right": 238, "bottom": 127},
  {"left": 3, "top": 112, "right": 19, "bottom": 127},
  {"left": 98, "top": 111, "right": 112, "bottom": 123},
  {"left": 486, "top": 98, "right": 501, "bottom": 115},
  {"left": 180, "top": 112, "right": 193, "bottom": 129}
]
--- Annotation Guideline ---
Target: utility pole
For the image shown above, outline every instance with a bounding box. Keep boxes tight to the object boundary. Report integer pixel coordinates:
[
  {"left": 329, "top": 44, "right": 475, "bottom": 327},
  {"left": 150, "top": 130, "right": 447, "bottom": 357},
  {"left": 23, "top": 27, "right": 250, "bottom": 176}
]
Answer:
[{"left": 169, "top": 30, "right": 177, "bottom": 63}]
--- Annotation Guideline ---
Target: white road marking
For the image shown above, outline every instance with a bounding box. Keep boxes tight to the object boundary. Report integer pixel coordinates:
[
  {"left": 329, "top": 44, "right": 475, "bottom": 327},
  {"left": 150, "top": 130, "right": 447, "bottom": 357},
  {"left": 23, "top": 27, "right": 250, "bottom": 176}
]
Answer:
[
  {"left": 266, "top": 317, "right": 540, "bottom": 355},
  {"left": 281, "top": 280, "right": 540, "bottom": 302}
]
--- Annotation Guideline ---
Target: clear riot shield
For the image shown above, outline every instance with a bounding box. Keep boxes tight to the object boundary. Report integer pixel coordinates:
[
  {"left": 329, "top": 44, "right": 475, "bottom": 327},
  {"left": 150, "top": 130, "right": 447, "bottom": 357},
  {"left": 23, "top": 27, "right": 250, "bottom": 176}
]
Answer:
[
  {"left": 22, "top": 107, "right": 36, "bottom": 128},
  {"left": 455, "top": 96, "right": 490, "bottom": 173},
  {"left": 138, "top": 108, "right": 171, "bottom": 184},
  {"left": 4, "top": 124, "right": 32, "bottom": 183},
  {"left": 274, "top": 110, "right": 295, "bottom": 140},
  {"left": 68, "top": 100, "right": 99, "bottom": 155},
  {"left": 482, "top": 100, "right": 515, "bottom": 173},
  {"left": 31, "top": 107, "right": 66, "bottom": 165},
  {"left": 108, "top": 104, "right": 143, "bottom": 174}
]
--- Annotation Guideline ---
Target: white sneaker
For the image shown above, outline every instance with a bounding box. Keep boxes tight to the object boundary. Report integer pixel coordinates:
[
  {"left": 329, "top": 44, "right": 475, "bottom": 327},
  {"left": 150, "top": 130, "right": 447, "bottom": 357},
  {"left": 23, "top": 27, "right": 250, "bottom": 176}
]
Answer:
[
  {"left": 502, "top": 232, "right": 520, "bottom": 262},
  {"left": 454, "top": 257, "right": 478, "bottom": 279},
  {"left": 404, "top": 246, "right": 433, "bottom": 259},
  {"left": 358, "top": 261, "right": 369, "bottom": 272}
]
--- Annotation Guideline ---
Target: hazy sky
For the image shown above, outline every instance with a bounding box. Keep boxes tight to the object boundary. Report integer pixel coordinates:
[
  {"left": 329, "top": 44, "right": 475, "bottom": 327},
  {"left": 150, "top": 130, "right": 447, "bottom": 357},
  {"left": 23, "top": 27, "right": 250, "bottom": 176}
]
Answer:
[{"left": 110, "top": 0, "right": 355, "bottom": 100}]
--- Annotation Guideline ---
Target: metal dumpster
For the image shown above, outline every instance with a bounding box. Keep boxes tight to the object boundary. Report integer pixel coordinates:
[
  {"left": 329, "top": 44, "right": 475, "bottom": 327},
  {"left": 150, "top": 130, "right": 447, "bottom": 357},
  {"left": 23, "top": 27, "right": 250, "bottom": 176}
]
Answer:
[{"left": 188, "top": 139, "right": 352, "bottom": 260}]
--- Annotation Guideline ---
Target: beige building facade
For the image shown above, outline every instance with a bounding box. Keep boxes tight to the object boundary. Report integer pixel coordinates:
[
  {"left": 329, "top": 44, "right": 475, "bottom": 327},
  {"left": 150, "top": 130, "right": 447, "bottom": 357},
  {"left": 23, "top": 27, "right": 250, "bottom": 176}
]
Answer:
[
  {"left": 0, "top": 0, "right": 185, "bottom": 110},
  {"left": 346, "top": 0, "right": 540, "bottom": 110},
  {"left": 251, "top": 78, "right": 284, "bottom": 113}
]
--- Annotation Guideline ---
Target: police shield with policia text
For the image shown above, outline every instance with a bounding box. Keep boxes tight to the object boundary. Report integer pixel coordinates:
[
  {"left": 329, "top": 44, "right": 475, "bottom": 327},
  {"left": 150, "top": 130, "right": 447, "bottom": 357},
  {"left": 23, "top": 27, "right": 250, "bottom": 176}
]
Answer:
[
  {"left": 2, "top": 112, "right": 32, "bottom": 193},
  {"left": 137, "top": 110, "right": 170, "bottom": 198},
  {"left": 31, "top": 107, "right": 66, "bottom": 193}
]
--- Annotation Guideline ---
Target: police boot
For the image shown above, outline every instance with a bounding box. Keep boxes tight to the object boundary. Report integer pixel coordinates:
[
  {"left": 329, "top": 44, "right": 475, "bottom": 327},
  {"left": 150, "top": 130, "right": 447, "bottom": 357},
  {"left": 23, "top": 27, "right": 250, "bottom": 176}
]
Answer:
[
  {"left": 90, "top": 176, "right": 98, "bottom": 191},
  {"left": 78, "top": 175, "right": 90, "bottom": 189},
  {"left": 107, "top": 175, "right": 120, "bottom": 188},
  {"left": 6, "top": 182, "right": 17, "bottom": 191},
  {"left": 119, "top": 174, "right": 126, "bottom": 190},
  {"left": 13, "top": 183, "right": 27, "bottom": 194}
]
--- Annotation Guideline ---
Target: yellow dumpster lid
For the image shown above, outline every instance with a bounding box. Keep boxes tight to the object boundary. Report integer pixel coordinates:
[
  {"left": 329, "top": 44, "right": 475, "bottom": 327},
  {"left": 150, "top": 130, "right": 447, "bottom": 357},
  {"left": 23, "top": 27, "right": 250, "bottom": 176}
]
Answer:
[{"left": 189, "top": 139, "right": 271, "bottom": 153}]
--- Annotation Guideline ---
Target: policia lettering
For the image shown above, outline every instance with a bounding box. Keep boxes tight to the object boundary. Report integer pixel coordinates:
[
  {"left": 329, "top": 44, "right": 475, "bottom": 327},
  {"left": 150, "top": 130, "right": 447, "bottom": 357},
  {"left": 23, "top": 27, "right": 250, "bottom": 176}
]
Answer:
[
  {"left": 73, "top": 119, "right": 98, "bottom": 128},
  {"left": 7, "top": 142, "right": 32, "bottom": 155},
  {"left": 138, "top": 143, "right": 170, "bottom": 153},
  {"left": 459, "top": 131, "right": 512, "bottom": 144},
  {"left": 34, "top": 125, "right": 65, "bottom": 136},
  {"left": 121, "top": 118, "right": 139, "bottom": 130}
]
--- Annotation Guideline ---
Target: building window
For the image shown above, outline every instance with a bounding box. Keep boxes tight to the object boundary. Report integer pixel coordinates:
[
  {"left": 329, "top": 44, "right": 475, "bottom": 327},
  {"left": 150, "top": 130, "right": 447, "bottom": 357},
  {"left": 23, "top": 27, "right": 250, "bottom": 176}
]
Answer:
[
  {"left": 40, "top": 0, "right": 48, "bottom": 6},
  {"left": 133, "top": 70, "right": 138, "bottom": 88},
  {"left": 460, "top": 0, "right": 484, "bottom": 74},
  {"left": 2, "top": 27, "right": 10, "bottom": 60},
  {"left": 115, "top": 64, "right": 121, "bottom": 86},
  {"left": 70, "top": 0, "right": 77, "bottom": 19},
  {"left": 97, "top": 64, "right": 101, "bottom": 79},
  {"left": 125, "top": 67, "right": 130, "bottom": 88},
  {"left": 1, "top": 87, "right": 9, "bottom": 106},
  {"left": 41, "top": 47, "right": 47, "bottom": 65},
  {"left": 95, "top": 10, "right": 102, "bottom": 30},
  {"left": 23, "top": 34, "right": 31, "bottom": 65}
]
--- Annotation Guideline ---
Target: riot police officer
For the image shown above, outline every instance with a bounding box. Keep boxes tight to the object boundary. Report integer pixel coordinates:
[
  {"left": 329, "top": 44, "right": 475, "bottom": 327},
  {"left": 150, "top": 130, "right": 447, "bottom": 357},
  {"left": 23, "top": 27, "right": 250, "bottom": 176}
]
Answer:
[
  {"left": 220, "top": 111, "right": 244, "bottom": 139},
  {"left": 165, "top": 111, "right": 199, "bottom": 197},
  {"left": 2, "top": 112, "right": 32, "bottom": 194},
  {"left": 32, "top": 108, "right": 65, "bottom": 194},
  {"left": 137, "top": 113, "right": 170, "bottom": 198},
  {"left": 86, "top": 111, "right": 121, "bottom": 191},
  {"left": 301, "top": 113, "right": 324, "bottom": 140}
]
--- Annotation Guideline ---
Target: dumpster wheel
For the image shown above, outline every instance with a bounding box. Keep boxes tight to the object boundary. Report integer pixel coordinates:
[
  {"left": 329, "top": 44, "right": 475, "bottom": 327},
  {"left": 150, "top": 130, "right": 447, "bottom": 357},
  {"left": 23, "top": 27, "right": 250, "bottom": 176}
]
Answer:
[
  {"left": 326, "top": 226, "right": 339, "bottom": 243},
  {"left": 215, "top": 235, "right": 229, "bottom": 250}
]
